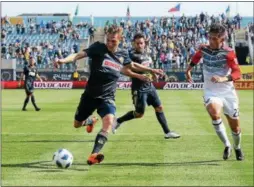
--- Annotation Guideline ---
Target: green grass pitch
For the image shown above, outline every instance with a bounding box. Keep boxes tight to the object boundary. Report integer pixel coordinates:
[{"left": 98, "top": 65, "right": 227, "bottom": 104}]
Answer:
[{"left": 1, "top": 89, "right": 253, "bottom": 186}]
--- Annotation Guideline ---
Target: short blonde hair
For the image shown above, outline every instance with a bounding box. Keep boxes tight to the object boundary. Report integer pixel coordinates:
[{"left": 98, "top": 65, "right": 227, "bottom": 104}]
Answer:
[{"left": 107, "top": 25, "right": 123, "bottom": 36}]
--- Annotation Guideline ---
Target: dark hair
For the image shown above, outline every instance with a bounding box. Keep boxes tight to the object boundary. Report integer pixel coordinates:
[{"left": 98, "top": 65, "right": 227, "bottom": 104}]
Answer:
[
  {"left": 133, "top": 33, "right": 145, "bottom": 41},
  {"left": 209, "top": 23, "right": 226, "bottom": 35}
]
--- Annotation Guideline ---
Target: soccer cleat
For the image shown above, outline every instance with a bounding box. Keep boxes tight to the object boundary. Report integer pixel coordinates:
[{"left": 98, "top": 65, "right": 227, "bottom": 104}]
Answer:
[
  {"left": 87, "top": 153, "right": 104, "bottom": 165},
  {"left": 223, "top": 146, "right": 232, "bottom": 160},
  {"left": 86, "top": 116, "right": 98, "bottom": 133},
  {"left": 111, "top": 118, "right": 119, "bottom": 134},
  {"left": 234, "top": 148, "right": 244, "bottom": 161},
  {"left": 35, "top": 108, "right": 41, "bottom": 111},
  {"left": 164, "top": 131, "right": 181, "bottom": 139},
  {"left": 22, "top": 108, "right": 27, "bottom": 111}
]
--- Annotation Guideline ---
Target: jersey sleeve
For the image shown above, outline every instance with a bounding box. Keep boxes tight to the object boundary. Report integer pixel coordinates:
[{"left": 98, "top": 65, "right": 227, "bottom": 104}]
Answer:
[
  {"left": 226, "top": 51, "right": 241, "bottom": 81},
  {"left": 122, "top": 49, "right": 132, "bottom": 66},
  {"left": 83, "top": 42, "right": 107, "bottom": 58},
  {"left": 190, "top": 50, "right": 202, "bottom": 66}
]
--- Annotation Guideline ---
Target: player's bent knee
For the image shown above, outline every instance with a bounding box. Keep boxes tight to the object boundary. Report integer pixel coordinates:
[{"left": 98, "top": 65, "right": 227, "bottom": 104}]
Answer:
[
  {"left": 134, "top": 112, "right": 144, "bottom": 118},
  {"left": 73, "top": 120, "right": 83, "bottom": 128},
  {"left": 231, "top": 126, "right": 241, "bottom": 134},
  {"left": 155, "top": 105, "right": 163, "bottom": 112},
  {"left": 210, "top": 115, "right": 221, "bottom": 120}
]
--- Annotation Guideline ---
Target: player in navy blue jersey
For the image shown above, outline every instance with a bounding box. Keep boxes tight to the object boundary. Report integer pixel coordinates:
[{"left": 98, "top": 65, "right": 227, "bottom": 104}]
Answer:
[
  {"left": 19, "top": 56, "right": 43, "bottom": 111},
  {"left": 55, "top": 26, "right": 163, "bottom": 165},
  {"left": 112, "top": 33, "right": 180, "bottom": 139}
]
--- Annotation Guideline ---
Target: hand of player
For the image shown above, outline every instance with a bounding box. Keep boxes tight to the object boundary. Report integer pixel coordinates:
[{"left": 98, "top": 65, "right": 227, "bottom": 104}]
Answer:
[
  {"left": 211, "top": 75, "right": 227, "bottom": 83},
  {"left": 137, "top": 74, "right": 152, "bottom": 82},
  {"left": 186, "top": 71, "right": 193, "bottom": 83},
  {"left": 18, "top": 81, "right": 22, "bottom": 88},
  {"left": 151, "top": 69, "right": 164, "bottom": 76},
  {"left": 151, "top": 72, "right": 158, "bottom": 82},
  {"left": 53, "top": 58, "right": 63, "bottom": 69}
]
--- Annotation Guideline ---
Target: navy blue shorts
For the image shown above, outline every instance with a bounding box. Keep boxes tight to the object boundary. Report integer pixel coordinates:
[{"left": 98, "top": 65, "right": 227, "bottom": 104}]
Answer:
[
  {"left": 24, "top": 82, "right": 34, "bottom": 95},
  {"left": 75, "top": 92, "right": 116, "bottom": 122},
  {"left": 132, "top": 86, "right": 161, "bottom": 114}
]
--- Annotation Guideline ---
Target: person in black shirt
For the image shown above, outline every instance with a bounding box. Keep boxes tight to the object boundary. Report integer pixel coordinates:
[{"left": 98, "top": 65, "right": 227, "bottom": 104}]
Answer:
[
  {"left": 19, "top": 56, "right": 43, "bottom": 111},
  {"left": 55, "top": 26, "right": 163, "bottom": 165},
  {"left": 112, "top": 33, "right": 180, "bottom": 139}
]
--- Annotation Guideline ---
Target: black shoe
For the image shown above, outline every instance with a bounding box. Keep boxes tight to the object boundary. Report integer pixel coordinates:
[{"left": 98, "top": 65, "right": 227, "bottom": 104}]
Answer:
[
  {"left": 22, "top": 108, "right": 27, "bottom": 111},
  {"left": 223, "top": 146, "right": 232, "bottom": 160},
  {"left": 35, "top": 108, "right": 41, "bottom": 111},
  {"left": 235, "top": 148, "right": 244, "bottom": 161}
]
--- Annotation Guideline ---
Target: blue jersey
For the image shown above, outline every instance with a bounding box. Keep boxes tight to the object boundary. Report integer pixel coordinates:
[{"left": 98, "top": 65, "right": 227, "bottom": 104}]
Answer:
[
  {"left": 23, "top": 65, "right": 37, "bottom": 84},
  {"left": 129, "top": 49, "right": 154, "bottom": 92},
  {"left": 84, "top": 42, "right": 131, "bottom": 100}
]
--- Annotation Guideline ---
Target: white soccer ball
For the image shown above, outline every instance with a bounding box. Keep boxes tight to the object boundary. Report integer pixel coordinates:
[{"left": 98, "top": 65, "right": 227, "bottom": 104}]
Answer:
[{"left": 53, "top": 149, "right": 73, "bottom": 169}]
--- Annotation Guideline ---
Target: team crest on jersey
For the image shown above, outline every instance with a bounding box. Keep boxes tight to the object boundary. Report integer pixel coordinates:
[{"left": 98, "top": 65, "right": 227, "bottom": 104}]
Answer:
[
  {"left": 216, "top": 55, "right": 224, "bottom": 61},
  {"left": 118, "top": 57, "right": 124, "bottom": 64},
  {"left": 102, "top": 59, "right": 122, "bottom": 71}
]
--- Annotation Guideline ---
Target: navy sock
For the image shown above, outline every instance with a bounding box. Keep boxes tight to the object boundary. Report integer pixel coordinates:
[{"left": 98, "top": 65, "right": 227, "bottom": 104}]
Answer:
[
  {"left": 23, "top": 96, "right": 29, "bottom": 109},
  {"left": 155, "top": 112, "right": 170, "bottom": 134},
  {"left": 117, "top": 111, "right": 135, "bottom": 124},
  {"left": 92, "top": 130, "right": 108, "bottom": 154},
  {"left": 31, "top": 95, "right": 38, "bottom": 109}
]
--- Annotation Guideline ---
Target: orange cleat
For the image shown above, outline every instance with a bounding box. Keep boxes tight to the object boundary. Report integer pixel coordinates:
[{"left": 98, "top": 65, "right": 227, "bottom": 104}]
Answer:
[
  {"left": 87, "top": 153, "right": 104, "bottom": 165},
  {"left": 86, "top": 116, "right": 98, "bottom": 133}
]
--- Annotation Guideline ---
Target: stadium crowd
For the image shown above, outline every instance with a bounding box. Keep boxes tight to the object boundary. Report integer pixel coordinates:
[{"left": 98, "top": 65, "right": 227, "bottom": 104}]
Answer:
[
  {"left": 104, "top": 13, "right": 245, "bottom": 73},
  {"left": 1, "top": 17, "right": 94, "bottom": 71},
  {"left": 1, "top": 13, "right": 247, "bottom": 74}
]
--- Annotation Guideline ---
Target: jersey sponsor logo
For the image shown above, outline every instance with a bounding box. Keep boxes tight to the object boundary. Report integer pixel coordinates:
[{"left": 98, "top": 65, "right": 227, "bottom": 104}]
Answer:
[
  {"left": 28, "top": 72, "right": 36, "bottom": 76},
  {"left": 34, "top": 81, "right": 73, "bottom": 89},
  {"left": 102, "top": 60, "right": 122, "bottom": 71},
  {"left": 163, "top": 83, "right": 204, "bottom": 90}
]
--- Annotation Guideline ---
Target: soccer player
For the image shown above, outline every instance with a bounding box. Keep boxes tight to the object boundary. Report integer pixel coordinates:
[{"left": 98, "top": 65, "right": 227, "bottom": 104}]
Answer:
[
  {"left": 186, "top": 23, "right": 244, "bottom": 161},
  {"left": 19, "top": 56, "right": 43, "bottom": 111},
  {"left": 55, "top": 26, "right": 163, "bottom": 165},
  {"left": 112, "top": 33, "right": 180, "bottom": 139}
]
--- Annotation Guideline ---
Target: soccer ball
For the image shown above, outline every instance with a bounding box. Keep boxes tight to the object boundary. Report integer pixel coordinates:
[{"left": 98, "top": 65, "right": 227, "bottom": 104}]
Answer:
[{"left": 53, "top": 149, "right": 73, "bottom": 169}]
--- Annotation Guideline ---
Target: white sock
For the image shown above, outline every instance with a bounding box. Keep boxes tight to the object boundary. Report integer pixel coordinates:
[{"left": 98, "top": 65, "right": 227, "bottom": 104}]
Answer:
[
  {"left": 212, "top": 119, "right": 231, "bottom": 147},
  {"left": 232, "top": 131, "right": 241, "bottom": 149},
  {"left": 83, "top": 117, "right": 93, "bottom": 126}
]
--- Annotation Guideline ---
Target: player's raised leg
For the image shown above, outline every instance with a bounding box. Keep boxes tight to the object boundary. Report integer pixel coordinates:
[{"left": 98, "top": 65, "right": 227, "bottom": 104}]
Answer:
[
  {"left": 112, "top": 91, "right": 146, "bottom": 134},
  {"left": 73, "top": 93, "right": 98, "bottom": 132},
  {"left": 205, "top": 97, "right": 232, "bottom": 160}
]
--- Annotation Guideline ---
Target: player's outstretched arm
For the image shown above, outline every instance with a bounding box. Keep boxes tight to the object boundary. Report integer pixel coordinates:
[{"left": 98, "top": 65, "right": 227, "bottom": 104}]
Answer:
[
  {"left": 121, "top": 66, "right": 151, "bottom": 82},
  {"left": 186, "top": 65, "right": 193, "bottom": 83},
  {"left": 18, "top": 73, "right": 25, "bottom": 87},
  {"left": 56, "top": 51, "right": 87, "bottom": 65},
  {"left": 130, "top": 62, "right": 164, "bottom": 76},
  {"left": 36, "top": 74, "right": 43, "bottom": 82}
]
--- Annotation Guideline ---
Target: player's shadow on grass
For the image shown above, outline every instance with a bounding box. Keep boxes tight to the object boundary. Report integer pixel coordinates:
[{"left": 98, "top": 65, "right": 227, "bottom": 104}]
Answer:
[
  {"left": 99, "top": 160, "right": 225, "bottom": 167},
  {"left": 2, "top": 161, "right": 88, "bottom": 172}
]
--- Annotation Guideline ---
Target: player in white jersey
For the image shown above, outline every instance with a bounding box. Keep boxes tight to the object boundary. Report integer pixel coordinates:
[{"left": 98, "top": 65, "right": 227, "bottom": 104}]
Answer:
[{"left": 186, "top": 23, "right": 244, "bottom": 161}]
